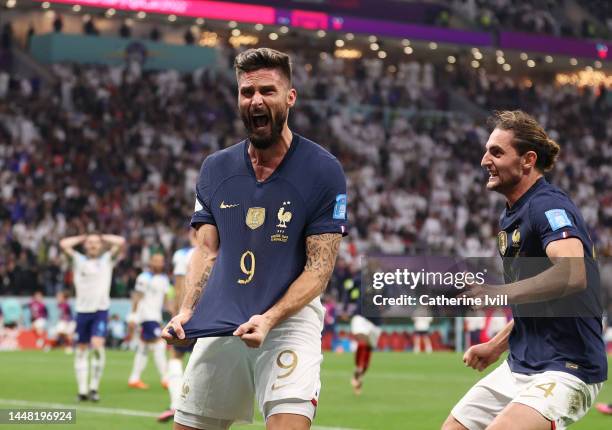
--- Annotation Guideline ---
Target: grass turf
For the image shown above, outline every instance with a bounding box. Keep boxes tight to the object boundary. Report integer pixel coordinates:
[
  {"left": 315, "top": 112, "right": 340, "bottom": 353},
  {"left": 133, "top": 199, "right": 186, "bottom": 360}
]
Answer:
[{"left": 0, "top": 350, "right": 609, "bottom": 429}]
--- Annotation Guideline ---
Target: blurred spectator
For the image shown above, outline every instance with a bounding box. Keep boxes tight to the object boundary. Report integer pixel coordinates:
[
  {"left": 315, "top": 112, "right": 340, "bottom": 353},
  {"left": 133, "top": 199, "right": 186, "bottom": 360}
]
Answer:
[
  {"left": 53, "top": 14, "right": 64, "bottom": 33},
  {"left": 119, "top": 22, "right": 132, "bottom": 39},
  {"left": 83, "top": 18, "right": 98, "bottom": 36},
  {"left": 150, "top": 27, "right": 161, "bottom": 41},
  {"left": 1, "top": 297, "right": 21, "bottom": 328},
  {"left": 184, "top": 29, "right": 195, "bottom": 45},
  {"left": 107, "top": 313, "right": 127, "bottom": 349}
]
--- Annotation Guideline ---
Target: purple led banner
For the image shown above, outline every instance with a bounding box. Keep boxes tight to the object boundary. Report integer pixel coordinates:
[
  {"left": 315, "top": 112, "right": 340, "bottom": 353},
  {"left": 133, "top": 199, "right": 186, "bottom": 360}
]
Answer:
[
  {"left": 500, "top": 32, "right": 610, "bottom": 60},
  {"left": 334, "top": 16, "right": 492, "bottom": 46}
]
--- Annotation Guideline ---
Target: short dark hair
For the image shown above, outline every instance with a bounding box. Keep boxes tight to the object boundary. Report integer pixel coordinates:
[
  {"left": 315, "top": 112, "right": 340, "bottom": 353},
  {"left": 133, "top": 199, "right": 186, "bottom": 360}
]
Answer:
[
  {"left": 488, "top": 110, "right": 560, "bottom": 172},
  {"left": 234, "top": 48, "right": 292, "bottom": 85}
]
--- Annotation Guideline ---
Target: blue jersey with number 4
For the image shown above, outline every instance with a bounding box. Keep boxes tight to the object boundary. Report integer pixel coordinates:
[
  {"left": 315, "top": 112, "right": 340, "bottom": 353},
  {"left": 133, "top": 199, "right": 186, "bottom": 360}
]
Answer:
[
  {"left": 498, "top": 177, "right": 606, "bottom": 383},
  {"left": 182, "top": 134, "right": 348, "bottom": 338}
]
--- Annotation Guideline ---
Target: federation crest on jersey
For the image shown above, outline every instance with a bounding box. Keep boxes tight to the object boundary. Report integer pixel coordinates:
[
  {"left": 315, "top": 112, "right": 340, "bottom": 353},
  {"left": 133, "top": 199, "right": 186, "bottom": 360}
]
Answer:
[
  {"left": 246, "top": 207, "right": 265, "bottom": 230},
  {"left": 497, "top": 231, "right": 508, "bottom": 255},
  {"left": 276, "top": 201, "right": 292, "bottom": 228}
]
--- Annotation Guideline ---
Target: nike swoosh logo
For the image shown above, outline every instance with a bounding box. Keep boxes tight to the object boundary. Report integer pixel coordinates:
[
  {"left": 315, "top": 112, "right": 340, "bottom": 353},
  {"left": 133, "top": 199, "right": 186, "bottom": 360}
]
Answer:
[{"left": 220, "top": 201, "right": 239, "bottom": 209}]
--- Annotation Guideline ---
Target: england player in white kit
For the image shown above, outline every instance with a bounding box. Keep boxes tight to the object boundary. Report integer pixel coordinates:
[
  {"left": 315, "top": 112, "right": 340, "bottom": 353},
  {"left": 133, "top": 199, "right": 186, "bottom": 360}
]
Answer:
[
  {"left": 60, "top": 233, "right": 125, "bottom": 402},
  {"left": 158, "top": 232, "right": 197, "bottom": 422},
  {"left": 127, "top": 253, "right": 170, "bottom": 389}
]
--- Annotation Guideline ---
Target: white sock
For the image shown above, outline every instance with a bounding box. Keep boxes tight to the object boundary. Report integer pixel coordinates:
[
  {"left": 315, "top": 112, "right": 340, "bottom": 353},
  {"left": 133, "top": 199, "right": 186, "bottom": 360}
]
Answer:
[
  {"left": 89, "top": 347, "right": 105, "bottom": 391},
  {"left": 129, "top": 341, "right": 148, "bottom": 383},
  {"left": 167, "top": 358, "right": 183, "bottom": 410},
  {"left": 74, "top": 348, "right": 89, "bottom": 395},
  {"left": 152, "top": 340, "right": 168, "bottom": 380}
]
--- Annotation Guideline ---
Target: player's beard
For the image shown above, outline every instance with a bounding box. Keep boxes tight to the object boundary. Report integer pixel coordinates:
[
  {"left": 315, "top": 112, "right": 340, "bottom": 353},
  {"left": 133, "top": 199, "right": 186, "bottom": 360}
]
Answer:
[
  {"left": 242, "top": 106, "right": 287, "bottom": 150},
  {"left": 486, "top": 168, "right": 522, "bottom": 194}
]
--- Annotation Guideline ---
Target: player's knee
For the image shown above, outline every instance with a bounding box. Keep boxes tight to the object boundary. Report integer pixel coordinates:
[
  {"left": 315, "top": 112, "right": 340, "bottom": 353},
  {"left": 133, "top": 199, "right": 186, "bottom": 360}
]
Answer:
[
  {"left": 441, "top": 414, "right": 469, "bottom": 430},
  {"left": 91, "top": 337, "right": 105, "bottom": 349}
]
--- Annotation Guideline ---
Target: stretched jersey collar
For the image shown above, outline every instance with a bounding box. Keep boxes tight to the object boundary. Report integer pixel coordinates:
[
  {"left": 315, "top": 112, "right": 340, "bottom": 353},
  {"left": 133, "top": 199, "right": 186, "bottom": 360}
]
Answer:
[
  {"left": 243, "top": 132, "right": 300, "bottom": 184},
  {"left": 506, "top": 176, "right": 547, "bottom": 214}
]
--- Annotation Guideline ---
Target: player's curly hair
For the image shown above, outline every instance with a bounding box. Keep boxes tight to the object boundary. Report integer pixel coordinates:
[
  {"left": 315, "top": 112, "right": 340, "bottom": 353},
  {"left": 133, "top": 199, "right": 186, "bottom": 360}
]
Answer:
[
  {"left": 488, "top": 110, "right": 560, "bottom": 172},
  {"left": 234, "top": 47, "right": 292, "bottom": 85}
]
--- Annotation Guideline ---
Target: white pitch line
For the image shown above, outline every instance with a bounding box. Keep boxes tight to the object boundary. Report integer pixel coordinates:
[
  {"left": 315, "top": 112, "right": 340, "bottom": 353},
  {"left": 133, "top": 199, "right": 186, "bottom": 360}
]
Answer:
[{"left": 0, "top": 399, "right": 360, "bottom": 430}]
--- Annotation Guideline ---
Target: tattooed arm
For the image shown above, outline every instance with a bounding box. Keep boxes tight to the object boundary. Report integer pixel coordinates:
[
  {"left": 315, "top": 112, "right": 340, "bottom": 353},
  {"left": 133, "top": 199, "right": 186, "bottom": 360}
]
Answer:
[
  {"left": 234, "top": 233, "right": 342, "bottom": 348},
  {"left": 162, "top": 224, "right": 219, "bottom": 344}
]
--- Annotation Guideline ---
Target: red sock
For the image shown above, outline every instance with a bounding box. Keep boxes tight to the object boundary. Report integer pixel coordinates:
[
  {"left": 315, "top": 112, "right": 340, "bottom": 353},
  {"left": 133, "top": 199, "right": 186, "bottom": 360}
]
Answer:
[
  {"left": 355, "top": 342, "right": 372, "bottom": 373},
  {"left": 362, "top": 344, "right": 372, "bottom": 372}
]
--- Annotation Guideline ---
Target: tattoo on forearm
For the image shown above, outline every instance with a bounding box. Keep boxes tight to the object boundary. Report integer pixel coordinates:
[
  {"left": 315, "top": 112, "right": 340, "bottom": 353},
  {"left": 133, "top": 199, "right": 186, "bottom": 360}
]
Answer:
[
  {"left": 304, "top": 233, "right": 342, "bottom": 291},
  {"left": 184, "top": 254, "right": 214, "bottom": 311}
]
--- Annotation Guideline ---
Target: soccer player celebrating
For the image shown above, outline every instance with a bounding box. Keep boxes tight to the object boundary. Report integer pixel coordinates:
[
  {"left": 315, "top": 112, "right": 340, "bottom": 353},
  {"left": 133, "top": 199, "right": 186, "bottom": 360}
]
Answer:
[
  {"left": 60, "top": 233, "right": 125, "bottom": 402},
  {"left": 158, "top": 230, "right": 197, "bottom": 422},
  {"left": 442, "top": 111, "right": 607, "bottom": 430},
  {"left": 127, "top": 253, "right": 170, "bottom": 390},
  {"left": 162, "top": 48, "right": 347, "bottom": 430}
]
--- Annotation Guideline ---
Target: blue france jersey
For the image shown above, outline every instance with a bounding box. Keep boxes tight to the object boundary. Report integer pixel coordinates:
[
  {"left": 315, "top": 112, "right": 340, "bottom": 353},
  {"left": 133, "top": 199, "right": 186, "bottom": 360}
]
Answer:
[
  {"left": 183, "top": 134, "right": 348, "bottom": 338},
  {"left": 498, "top": 177, "right": 606, "bottom": 383}
]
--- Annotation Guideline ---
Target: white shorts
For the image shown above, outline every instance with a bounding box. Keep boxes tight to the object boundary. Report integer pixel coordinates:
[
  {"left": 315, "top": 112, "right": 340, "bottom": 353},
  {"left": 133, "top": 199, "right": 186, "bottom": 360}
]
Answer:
[
  {"left": 175, "top": 304, "right": 323, "bottom": 427},
  {"left": 350, "top": 315, "right": 382, "bottom": 347},
  {"left": 451, "top": 361, "right": 602, "bottom": 430},
  {"left": 32, "top": 318, "right": 47, "bottom": 332},
  {"left": 55, "top": 320, "right": 76, "bottom": 335}
]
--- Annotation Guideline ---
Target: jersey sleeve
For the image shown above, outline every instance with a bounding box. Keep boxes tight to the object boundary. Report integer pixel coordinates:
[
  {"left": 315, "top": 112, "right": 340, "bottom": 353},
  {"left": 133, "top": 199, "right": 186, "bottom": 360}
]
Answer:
[
  {"left": 529, "top": 194, "right": 585, "bottom": 250},
  {"left": 135, "top": 273, "right": 149, "bottom": 293},
  {"left": 72, "top": 251, "right": 85, "bottom": 269},
  {"left": 191, "top": 156, "right": 216, "bottom": 228},
  {"left": 305, "top": 156, "right": 348, "bottom": 237},
  {"left": 172, "top": 250, "right": 186, "bottom": 276},
  {"left": 102, "top": 251, "right": 114, "bottom": 267}
]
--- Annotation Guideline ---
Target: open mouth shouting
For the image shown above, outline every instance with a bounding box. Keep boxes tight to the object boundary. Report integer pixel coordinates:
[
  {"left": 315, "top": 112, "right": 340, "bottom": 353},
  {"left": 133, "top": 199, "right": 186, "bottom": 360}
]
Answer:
[{"left": 251, "top": 111, "right": 270, "bottom": 132}]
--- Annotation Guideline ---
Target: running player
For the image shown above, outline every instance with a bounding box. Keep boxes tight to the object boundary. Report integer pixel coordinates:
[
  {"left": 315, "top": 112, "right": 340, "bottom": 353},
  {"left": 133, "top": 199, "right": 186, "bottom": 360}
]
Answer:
[
  {"left": 54, "top": 290, "right": 75, "bottom": 353},
  {"left": 350, "top": 314, "right": 381, "bottom": 395},
  {"left": 60, "top": 233, "right": 125, "bottom": 402},
  {"left": 28, "top": 291, "right": 48, "bottom": 348},
  {"left": 442, "top": 111, "right": 607, "bottom": 429},
  {"left": 127, "top": 253, "right": 170, "bottom": 389},
  {"left": 162, "top": 48, "right": 347, "bottom": 430}
]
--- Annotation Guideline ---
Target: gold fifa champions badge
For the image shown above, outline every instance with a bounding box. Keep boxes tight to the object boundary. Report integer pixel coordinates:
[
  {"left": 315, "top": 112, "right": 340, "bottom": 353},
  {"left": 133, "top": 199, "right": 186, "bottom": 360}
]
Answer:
[{"left": 246, "top": 207, "right": 265, "bottom": 230}]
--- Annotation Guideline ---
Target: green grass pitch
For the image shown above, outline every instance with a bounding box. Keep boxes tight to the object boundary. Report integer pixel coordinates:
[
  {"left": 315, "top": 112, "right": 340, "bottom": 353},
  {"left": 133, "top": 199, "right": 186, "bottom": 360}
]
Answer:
[{"left": 0, "top": 350, "right": 609, "bottom": 429}]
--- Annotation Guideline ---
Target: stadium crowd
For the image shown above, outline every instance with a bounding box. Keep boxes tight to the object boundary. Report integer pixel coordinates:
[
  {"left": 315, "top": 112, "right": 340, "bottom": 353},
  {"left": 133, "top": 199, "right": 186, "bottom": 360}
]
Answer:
[{"left": 0, "top": 46, "right": 610, "bottom": 315}]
